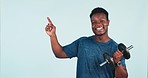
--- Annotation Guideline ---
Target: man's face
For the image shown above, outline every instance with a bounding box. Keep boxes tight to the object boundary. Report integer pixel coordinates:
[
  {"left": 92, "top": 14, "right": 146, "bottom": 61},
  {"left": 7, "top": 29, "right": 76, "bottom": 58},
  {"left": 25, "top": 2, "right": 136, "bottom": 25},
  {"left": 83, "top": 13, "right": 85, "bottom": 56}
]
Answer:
[{"left": 91, "top": 13, "right": 110, "bottom": 36}]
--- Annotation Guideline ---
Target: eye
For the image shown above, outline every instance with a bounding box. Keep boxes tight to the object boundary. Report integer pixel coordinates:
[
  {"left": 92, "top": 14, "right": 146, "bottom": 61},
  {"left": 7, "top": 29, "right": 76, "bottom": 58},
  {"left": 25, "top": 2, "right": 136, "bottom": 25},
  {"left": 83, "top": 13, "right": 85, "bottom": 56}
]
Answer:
[
  {"left": 91, "top": 21, "right": 96, "bottom": 24},
  {"left": 100, "top": 20, "right": 104, "bottom": 23}
]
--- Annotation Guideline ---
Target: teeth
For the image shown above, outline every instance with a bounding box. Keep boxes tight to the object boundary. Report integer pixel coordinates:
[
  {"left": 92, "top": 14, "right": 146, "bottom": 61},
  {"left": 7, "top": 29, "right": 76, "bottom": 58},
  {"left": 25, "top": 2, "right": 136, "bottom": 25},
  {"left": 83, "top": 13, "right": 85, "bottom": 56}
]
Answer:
[{"left": 96, "top": 27, "right": 103, "bottom": 31}]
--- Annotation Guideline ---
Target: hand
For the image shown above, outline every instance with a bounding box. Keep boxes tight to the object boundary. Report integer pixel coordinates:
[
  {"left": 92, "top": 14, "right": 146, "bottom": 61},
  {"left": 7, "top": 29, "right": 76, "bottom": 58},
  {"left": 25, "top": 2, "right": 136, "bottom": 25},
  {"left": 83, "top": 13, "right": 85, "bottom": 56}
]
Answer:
[
  {"left": 45, "top": 17, "right": 56, "bottom": 37},
  {"left": 113, "top": 50, "right": 123, "bottom": 63}
]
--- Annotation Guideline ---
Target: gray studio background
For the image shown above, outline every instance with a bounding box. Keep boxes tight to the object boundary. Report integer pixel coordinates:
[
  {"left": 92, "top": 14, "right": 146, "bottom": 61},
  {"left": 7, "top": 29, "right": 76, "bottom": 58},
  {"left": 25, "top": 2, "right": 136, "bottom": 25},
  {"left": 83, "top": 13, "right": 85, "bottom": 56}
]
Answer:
[{"left": 1, "top": 0, "right": 148, "bottom": 78}]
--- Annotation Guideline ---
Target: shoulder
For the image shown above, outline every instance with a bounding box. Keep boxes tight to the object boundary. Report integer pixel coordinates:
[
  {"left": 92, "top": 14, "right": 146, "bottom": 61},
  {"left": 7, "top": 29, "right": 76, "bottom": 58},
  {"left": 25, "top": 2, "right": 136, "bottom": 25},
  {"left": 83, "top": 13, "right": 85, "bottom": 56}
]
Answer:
[
  {"left": 77, "top": 36, "right": 94, "bottom": 42},
  {"left": 78, "top": 36, "right": 88, "bottom": 40},
  {"left": 77, "top": 36, "right": 92, "bottom": 41},
  {"left": 109, "top": 39, "right": 118, "bottom": 53},
  {"left": 71, "top": 36, "right": 94, "bottom": 45},
  {"left": 110, "top": 39, "right": 118, "bottom": 46}
]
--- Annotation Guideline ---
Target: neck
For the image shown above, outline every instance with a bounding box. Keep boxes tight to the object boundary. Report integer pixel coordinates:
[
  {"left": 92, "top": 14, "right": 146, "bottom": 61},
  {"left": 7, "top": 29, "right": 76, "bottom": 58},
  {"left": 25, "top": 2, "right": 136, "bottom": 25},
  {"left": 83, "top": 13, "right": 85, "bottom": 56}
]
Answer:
[{"left": 94, "top": 34, "right": 110, "bottom": 43}]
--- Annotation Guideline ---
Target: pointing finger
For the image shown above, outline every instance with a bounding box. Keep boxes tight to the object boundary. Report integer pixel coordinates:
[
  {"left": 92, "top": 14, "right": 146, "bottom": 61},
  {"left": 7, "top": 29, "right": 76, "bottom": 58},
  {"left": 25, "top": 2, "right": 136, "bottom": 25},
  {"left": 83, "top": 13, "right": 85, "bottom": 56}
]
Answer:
[{"left": 47, "top": 17, "right": 53, "bottom": 25}]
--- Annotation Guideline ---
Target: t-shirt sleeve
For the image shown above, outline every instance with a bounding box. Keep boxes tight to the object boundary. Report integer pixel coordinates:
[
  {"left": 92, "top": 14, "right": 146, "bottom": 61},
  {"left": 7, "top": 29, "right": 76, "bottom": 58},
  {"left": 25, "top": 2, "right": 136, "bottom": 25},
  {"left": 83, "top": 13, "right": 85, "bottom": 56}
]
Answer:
[{"left": 63, "top": 37, "right": 86, "bottom": 58}]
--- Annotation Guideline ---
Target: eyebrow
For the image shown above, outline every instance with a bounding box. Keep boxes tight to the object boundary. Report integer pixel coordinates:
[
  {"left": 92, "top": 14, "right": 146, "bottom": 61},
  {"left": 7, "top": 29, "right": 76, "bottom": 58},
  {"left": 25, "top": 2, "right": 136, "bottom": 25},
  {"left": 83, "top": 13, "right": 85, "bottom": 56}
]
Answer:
[{"left": 91, "top": 18, "right": 106, "bottom": 21}]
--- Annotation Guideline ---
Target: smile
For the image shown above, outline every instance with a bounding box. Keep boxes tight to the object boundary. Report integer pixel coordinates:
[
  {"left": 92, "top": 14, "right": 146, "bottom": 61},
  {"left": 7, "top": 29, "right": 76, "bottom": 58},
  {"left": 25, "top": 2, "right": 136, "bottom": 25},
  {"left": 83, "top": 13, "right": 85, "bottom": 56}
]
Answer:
[{"left": 96, "top": 27, "right": 103, "bottom": 31}]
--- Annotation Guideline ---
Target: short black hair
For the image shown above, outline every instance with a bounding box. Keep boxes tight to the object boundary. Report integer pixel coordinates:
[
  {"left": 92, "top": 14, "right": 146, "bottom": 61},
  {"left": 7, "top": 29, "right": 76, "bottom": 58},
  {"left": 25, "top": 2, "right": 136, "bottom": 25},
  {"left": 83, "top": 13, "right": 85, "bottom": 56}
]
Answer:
[{"left": 90, "top": 7, "right": 109, "bottom": 20}]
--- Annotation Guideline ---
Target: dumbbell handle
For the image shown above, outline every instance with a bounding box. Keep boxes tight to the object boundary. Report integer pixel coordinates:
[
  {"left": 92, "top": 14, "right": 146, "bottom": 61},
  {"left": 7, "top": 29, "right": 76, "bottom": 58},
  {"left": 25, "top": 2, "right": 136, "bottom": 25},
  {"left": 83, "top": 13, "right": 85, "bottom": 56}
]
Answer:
[
  {"left": 99, "top": 57, "right": 114, "bottom": 67},
  {"left": 100, "top": 59, "right": 108, "bottom": 67},
  {"left": 127, "top": 45, "right": 133, "bottom": 50}
]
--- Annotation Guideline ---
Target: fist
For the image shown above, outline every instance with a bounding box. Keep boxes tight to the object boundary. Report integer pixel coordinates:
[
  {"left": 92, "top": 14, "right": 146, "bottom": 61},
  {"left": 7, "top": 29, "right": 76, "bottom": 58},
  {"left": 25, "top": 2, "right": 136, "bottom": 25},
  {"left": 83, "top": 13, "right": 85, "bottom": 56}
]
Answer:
[
  {"left": 45, "top": 17, "right": 56, "bottom": 37},
  {"left": 113, "top": 50, "right": 123, "bottom": 63}
]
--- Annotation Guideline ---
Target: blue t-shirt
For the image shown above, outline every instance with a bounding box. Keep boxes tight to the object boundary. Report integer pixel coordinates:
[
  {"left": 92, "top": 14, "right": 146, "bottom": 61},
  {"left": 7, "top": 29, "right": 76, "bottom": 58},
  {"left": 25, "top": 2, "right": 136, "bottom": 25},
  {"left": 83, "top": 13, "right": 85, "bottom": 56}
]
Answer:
[{"left": 63, "top": 36, "right": 126, "bottom": 78}]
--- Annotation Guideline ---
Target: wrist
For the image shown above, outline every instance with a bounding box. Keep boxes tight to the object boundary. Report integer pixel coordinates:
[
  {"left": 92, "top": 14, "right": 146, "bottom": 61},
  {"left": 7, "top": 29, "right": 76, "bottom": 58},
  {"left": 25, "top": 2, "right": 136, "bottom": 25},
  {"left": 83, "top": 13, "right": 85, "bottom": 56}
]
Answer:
[
  {"left": 49, "top": 33, "right": 56, "bottom": 38},
  {"left": 116, "top": 61, "right": 121, "bottom": 67}
]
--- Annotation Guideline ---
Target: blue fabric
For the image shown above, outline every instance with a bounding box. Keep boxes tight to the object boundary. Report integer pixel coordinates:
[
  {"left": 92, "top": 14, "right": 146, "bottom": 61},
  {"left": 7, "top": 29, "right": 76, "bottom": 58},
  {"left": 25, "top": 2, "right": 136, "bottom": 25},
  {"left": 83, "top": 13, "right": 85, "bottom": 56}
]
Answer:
[{"left": 63, "top": 36, "right": 126, "bottom": 78}]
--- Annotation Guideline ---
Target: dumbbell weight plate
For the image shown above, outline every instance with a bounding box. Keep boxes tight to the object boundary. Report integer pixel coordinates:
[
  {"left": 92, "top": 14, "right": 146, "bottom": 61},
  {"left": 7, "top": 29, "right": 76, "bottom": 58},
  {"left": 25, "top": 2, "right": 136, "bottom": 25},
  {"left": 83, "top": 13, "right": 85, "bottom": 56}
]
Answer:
[
  {"left": 103, "top": 53, "right": 116, "bottom": 69},
  {"left": 118, "top": 43, "right": 130, "bottom": 59}
]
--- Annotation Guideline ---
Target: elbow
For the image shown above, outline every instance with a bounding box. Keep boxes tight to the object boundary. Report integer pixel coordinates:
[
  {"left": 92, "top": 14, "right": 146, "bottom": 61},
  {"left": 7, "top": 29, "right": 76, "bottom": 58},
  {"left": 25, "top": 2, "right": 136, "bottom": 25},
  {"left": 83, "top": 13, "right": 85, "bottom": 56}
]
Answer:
[
  {"left": 54, "top": 53, "right": 67, "bottom": 58},
  {"left": 52, "top": 51, "right": 62, "bottom": 58},
  {"left": 55, "top": 55, "right": 62, "bottom": 58},
  {"left": 124, "top": 72, "right": 128, "bottom": 78},
  {"left": 53, "top": 50, "right": 68, "bottom": 58}
]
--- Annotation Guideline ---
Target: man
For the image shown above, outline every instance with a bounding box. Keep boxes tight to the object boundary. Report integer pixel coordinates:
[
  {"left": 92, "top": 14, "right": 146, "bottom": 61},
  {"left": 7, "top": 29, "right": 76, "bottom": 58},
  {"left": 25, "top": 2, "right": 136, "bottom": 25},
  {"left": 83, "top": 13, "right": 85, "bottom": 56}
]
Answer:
[{"left": 45, "top": 7, "right": 128, "bottom": 78}]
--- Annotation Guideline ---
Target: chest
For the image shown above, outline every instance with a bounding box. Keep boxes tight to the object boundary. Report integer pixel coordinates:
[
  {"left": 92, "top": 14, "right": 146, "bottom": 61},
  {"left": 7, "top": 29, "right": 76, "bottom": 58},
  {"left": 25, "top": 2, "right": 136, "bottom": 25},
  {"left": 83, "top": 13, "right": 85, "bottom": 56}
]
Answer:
[{"left": 78, "top": 41, "right": 116, "bottom": 64}]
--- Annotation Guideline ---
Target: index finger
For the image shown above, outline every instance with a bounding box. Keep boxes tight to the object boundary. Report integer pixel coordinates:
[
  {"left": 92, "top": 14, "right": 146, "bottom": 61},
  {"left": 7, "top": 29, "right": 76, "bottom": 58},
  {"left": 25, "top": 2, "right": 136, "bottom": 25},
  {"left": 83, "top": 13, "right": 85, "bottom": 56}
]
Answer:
[{"left": 47, "top": 17, "right": 53, "bottom": 24}]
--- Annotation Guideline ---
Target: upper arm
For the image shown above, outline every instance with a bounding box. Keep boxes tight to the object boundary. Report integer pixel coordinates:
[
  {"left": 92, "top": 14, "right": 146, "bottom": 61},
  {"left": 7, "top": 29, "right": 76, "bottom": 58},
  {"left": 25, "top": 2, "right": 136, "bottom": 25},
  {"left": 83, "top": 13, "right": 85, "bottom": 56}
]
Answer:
[
  {"left": 55, "top": 50, "right": 69, "bottom": 58},
  {"left": 63, "top": 37, "right": 87, "bottom": 58}
]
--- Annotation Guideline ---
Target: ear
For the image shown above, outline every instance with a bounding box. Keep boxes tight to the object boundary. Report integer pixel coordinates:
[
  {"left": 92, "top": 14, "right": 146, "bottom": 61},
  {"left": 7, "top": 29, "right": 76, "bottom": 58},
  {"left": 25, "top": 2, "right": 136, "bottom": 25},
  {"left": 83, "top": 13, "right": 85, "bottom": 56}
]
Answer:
[{"left": 107, "top": 20, "right": 110, "bottom": 26}]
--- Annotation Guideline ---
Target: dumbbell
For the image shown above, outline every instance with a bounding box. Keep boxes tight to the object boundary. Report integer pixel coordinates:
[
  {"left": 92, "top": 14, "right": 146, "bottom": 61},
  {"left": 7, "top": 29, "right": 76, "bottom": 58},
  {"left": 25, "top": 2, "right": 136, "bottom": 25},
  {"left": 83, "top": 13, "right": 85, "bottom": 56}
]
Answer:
[
  {"left": 99, "top": 43, "right": 133, "bottom": 67},
  {"left": 99, "top": 53, "right": 116, "bottom": 68},
  {"left": 118, "top": 43, "right": 133, "bottom": 59}
]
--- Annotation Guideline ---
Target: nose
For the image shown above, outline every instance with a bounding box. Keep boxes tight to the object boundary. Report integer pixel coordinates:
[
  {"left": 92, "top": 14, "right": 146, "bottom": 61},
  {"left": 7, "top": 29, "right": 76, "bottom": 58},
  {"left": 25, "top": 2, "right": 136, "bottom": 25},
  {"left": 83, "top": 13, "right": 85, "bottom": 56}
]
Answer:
[
  {"left": 94, "top": 21, "right": 103, "bottom": 27},
  {"left": 97, "top": 22, "right": 102, "bottom": 25}
]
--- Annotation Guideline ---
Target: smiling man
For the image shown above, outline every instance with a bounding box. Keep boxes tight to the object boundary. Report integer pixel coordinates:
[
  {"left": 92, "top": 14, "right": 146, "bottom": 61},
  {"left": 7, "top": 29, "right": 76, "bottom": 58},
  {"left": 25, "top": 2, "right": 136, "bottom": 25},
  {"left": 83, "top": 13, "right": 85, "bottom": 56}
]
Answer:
[{"left": 45, "top": 7, "right": 128, "bottom": 78}]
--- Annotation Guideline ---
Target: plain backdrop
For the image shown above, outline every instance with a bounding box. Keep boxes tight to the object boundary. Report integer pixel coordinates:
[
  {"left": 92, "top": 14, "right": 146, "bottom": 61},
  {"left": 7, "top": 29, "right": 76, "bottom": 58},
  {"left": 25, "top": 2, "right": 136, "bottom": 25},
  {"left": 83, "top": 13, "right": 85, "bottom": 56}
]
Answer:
[{"left": 1, "top": 0, "right": 148, "bottom": 78}]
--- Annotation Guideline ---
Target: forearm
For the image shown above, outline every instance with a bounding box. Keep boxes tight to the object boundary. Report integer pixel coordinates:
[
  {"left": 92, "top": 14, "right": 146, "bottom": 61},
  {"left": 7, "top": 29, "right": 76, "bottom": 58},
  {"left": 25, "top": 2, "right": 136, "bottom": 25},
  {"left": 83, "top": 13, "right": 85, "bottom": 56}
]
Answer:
[
  {"left": 45, "top": 17, "right": 67, "bottom": 58},
  {"left": 50, "top": 34, "right": 67, "bottom": 58},
  {"left": 115, "top": 65, "right": 128, "bottom": 78}
]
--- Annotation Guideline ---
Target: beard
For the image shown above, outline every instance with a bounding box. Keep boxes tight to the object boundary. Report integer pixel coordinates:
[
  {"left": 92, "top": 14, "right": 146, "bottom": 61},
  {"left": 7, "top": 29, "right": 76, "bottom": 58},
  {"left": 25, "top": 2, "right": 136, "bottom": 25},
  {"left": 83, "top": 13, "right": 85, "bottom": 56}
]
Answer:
[{"left": 94, "top": 29, "right": 108, "bottom": 36}]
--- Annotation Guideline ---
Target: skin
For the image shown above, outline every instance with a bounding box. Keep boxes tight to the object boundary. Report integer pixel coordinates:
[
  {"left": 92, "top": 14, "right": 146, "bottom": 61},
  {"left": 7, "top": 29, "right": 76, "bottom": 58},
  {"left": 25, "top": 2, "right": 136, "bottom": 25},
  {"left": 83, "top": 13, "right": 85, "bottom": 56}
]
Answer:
[
  {"left": 45, "top": 17, "right": 68, "bottom": 58},
  {"left": 45, "top": 13, "right": 128, "bottom": 77},
  {"left": 91, "top": 13, "right": 128, "bottom": 78},
  {"left": 91, "top": 13, "right": 110, "bottom": 42}
]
